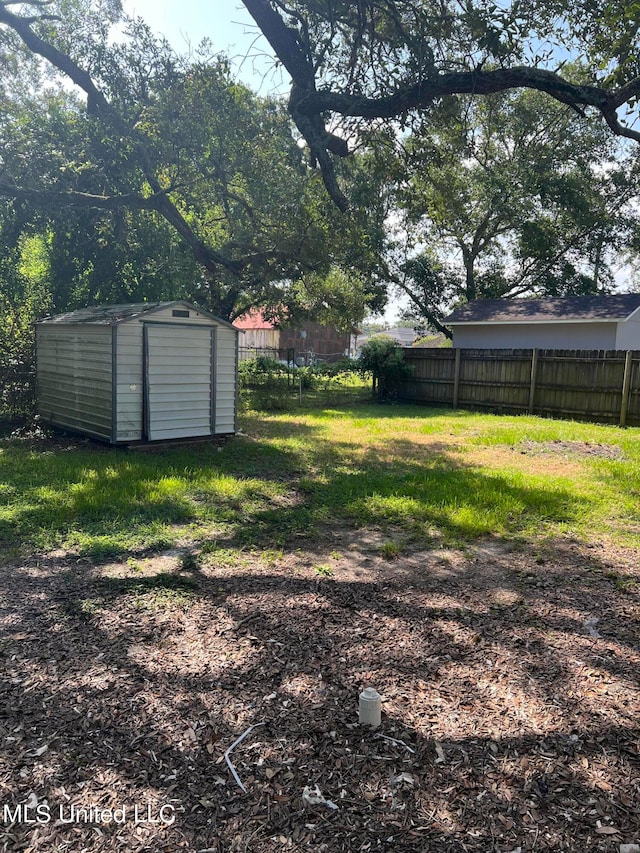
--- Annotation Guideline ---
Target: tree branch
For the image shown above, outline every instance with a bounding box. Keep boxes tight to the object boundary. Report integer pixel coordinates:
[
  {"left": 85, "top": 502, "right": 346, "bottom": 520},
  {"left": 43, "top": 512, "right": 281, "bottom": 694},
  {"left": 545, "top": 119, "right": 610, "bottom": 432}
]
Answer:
[
  {"left": 0, "top": 183, "right": 159, "bottom": 210},
  {"left": 240, "top": 1, "right": 640, "bottom": 207},
  {"left": 0, "top": 180, "right": 245, "bottom": 273},
  {"left": 241, "top": 0, "right": 315, "bottom": 86},
  {"left": 299, "top": 67, "right": 614, "bottom": 119},
  {"left": 242, "top": 0, "right": 350, "bottom": 209},
  {"left": 391, "top": 271, "right": 453, "bottom": 339},
  {"left": 0, "top": 0, "right": 55, "bottom": 7},
  {"left": 0, "top": 3, "right": 248, "bottom": 278}
]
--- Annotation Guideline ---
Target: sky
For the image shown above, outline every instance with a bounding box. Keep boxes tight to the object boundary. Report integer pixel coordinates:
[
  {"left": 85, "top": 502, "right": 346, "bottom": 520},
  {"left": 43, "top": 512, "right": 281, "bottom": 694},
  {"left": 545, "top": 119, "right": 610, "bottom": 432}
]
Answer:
[{"left": 122, "top": 0, "right": 285, "bottom": 94}]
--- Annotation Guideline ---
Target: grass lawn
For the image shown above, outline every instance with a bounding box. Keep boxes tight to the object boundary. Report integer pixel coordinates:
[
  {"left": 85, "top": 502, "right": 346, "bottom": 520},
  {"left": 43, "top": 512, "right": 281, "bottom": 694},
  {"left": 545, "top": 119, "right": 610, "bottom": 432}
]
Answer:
[
  {"left": 1, "top": 404, "right": 639, "bottom": 561},
  {"left": 0, "top": 403, "right": 638, "bottom": 852}
]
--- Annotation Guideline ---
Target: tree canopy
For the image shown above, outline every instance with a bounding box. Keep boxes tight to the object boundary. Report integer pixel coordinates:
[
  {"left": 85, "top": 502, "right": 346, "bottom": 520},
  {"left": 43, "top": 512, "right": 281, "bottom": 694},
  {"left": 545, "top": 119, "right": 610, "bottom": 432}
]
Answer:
[
  {"left": 390, "top": 87, "right": 638, "bottom": 333},
  {"left": 0, "top": 0, "right": 388, "bottom": 321},
  {"left": 2, "top": 0, "right": 640, "bottom": 342},
  {"left": 240, "top": 0, "right": 640, "bottom": 209}
]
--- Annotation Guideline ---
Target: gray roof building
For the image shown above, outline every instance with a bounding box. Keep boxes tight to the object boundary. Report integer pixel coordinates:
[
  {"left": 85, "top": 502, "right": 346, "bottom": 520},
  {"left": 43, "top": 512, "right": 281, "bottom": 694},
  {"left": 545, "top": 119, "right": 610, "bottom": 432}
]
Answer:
[
  {"left": 445, "top": 294, "right": 640, "bottom": 325},
  {"left": 443, "top": 295, "right": 640, "bottom": 350}
]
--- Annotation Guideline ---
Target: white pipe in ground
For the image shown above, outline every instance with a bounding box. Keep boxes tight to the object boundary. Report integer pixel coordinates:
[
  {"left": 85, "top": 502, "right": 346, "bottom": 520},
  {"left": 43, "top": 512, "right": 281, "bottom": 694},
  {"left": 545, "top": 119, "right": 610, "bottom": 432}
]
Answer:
[{"left": 359, "top": 687, "right": 382, "bottom": 728}]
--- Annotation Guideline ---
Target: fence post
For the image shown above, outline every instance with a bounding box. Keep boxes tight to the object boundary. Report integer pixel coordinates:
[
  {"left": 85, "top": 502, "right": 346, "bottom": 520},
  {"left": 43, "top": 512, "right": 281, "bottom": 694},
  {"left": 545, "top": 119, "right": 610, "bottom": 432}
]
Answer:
[
  {"left": 452, "top": 348, "right": 461, "bottom": 408},
  {"left": 620, "top": 350, "right": 633, "bottom": 427},
  {"left": 528, "top": 349, "right": 538, "bottom": 415}
]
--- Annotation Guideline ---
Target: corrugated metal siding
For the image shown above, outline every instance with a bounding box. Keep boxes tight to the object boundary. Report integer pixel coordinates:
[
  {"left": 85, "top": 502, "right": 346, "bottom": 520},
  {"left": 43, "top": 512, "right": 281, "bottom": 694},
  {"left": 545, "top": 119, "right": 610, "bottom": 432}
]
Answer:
[
  {"left": 36, "top": 325, "right": 112, "bottom": 440},
  {"left": 114, "top": 323, "right": 144, "bottom": 442},
  {"left": 134, "top": 305, "right": 238, "bottom": 437},
  {"left": 215, "top": 328, "right": 237, "bottom": 433},
  {"left": 38, "top": 302, "right": 238, "bottom": 443},
  {"left": 146, "top": 324, "right": 213, "bottom": 441}
]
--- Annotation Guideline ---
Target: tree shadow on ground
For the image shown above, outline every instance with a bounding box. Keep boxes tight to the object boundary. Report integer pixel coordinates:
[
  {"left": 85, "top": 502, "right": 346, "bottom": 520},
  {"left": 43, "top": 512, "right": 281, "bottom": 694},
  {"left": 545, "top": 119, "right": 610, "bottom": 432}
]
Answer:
[
  {"left": 0, "top": 419, "right": 588, "bottom": 560},
  {"left": 0, "top": 531, "right": 638, "bottom": 852}
]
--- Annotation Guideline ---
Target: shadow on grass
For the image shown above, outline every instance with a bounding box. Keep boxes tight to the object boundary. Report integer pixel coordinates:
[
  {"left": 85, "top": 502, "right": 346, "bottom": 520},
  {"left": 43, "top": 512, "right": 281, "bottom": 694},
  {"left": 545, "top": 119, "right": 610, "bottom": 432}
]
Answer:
[
  {"left": 226, "top": 435, "right": 585, "bottom": 549},
  {"left": 0, "top": 411, "right": 589, "bottom": 559}
]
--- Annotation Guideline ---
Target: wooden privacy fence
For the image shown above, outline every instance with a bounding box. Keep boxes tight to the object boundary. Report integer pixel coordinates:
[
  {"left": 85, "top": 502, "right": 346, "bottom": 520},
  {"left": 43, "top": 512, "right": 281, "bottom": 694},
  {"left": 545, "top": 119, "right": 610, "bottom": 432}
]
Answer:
[{"left": 399, "top": 348, "right": 640, "bottom": 427}]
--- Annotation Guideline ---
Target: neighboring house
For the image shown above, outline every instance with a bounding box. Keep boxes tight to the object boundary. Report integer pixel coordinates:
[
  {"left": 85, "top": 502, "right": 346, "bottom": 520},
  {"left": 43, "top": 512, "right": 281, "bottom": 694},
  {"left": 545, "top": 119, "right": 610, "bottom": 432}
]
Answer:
[
  {"left": 37, "top": 301, "right": 239, "bottom": 444},
  {"left": 234, "top": 308, "right": 351, "bottom": 363},
  {"left": 384, "top": 326, "right": 418, "bottom": 346},
  {"left": 444, "top": 294, "right": 640, "bottom": 349},
  {"left": 353, "top": 326, "right": 418, "bottom": 355},
  {"left": 279, "top": 321, "right": 351, "bottom": 363},
  {"left": 233, "top": 309, "right": 279, "bottom": 353}
]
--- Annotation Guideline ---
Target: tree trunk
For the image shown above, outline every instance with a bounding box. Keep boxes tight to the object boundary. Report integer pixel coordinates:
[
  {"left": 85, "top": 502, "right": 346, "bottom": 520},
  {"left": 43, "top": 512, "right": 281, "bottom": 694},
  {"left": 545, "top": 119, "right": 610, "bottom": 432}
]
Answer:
[{"left": 462, "top": 248, "right": 477, "bottom": 302}]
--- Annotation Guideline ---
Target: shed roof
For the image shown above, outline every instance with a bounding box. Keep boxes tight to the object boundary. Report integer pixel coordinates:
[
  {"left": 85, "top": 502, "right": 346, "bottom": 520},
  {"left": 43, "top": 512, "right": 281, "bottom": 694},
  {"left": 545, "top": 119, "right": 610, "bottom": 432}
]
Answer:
[
  {"left": 444, "top": 294, "right": 640, "bottom": 325},
  {"left": 39, "top": 301, "right": 238, "bottom": 330}
]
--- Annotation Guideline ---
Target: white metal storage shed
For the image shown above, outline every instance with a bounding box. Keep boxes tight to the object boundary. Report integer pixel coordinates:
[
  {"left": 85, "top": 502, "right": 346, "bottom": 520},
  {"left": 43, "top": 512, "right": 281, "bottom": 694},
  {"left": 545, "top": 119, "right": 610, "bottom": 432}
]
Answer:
[{"left": 36, "top": 301, "right": 239, "bottom": 444}]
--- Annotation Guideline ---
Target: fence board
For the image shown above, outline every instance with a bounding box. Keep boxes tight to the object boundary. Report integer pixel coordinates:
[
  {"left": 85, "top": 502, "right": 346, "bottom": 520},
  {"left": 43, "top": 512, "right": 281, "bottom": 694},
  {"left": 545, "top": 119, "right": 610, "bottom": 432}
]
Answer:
[{"left": 400, "top": 348, "right": 640, "bottom": 427}]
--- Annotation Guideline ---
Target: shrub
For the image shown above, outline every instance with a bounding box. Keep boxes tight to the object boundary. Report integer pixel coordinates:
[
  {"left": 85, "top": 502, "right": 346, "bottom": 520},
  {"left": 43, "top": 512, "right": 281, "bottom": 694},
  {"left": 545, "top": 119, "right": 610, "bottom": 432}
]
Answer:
[
  {"left": 0, "top": 329, "right": 36, "bottom": 422},
  {"left": 238, "top": 356, "right": 288, "bottom": 384},
  {"left": 358, "top": 336, "right": 413, "bottom": 401},
  {"left": 238, "top": 355, "right": 366, "bottom": 411}
]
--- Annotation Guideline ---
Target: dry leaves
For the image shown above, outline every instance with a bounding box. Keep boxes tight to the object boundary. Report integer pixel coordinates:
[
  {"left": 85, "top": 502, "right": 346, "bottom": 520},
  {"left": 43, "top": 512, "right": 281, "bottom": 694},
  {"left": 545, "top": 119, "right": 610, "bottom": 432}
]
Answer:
[{"left": 0, "top": 535, "right": 638, "bottom": 851}]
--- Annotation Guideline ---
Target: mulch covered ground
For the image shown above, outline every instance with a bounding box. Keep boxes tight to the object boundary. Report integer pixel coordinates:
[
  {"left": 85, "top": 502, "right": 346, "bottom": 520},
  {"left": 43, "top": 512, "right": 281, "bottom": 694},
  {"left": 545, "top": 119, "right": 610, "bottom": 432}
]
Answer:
[{"left": 0, "top": 532, "right": 638, "bottom": 852}]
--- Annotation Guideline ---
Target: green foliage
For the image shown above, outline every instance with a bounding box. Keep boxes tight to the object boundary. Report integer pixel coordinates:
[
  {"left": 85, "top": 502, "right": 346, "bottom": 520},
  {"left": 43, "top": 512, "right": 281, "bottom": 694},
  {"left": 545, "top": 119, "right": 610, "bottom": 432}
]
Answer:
[
  {"left": 238, "top": 356, "right": 365, "bottom": 411},
  {"left": 238, "top": 357, "right": 288, "bottom": 382},
  {"left": 380, "top": 540, "right": 404, "bottom": 560},
  {"left": 395, "top": 86, "right": 636, "bottom": 328},
  {"left": 413, "top": 333, "right": 452, "bottom": 348},
  {"left": 0, "top": 220, "right": 54, "bottom": 419},
  {"left": 0, "top": 9, "right": 393, "bottom": 416},
  {"left": 0, "top": 9, "right": 390, "bottom": 325},
  {"left": 239, "top": 365, "right": 292, "bottom": 411},
  {"left": 289, "top": 267, "right": 381, "bottom": 332},
  {"left": 357, "top": 336, "right": 413, "bottom": 401}
]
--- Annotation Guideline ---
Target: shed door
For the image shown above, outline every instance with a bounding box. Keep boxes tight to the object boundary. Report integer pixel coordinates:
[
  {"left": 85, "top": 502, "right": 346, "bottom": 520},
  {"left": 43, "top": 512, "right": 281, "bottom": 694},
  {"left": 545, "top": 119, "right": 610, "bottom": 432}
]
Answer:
[{"left": 144, "top": 323, "right": 214, "bottom": 441}]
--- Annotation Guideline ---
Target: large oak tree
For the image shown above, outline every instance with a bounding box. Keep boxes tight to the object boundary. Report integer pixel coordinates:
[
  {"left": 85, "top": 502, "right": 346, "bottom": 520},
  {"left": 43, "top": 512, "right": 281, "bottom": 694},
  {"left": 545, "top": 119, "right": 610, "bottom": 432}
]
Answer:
[
  {"left": 391, "top": 87, "right": 638, "bottom": 334},
  {"left": 240, "top": 0, "right": 640, "bottom": 209},
  {"left": 0, "top": 0, "right": 388, "bottom": 321}
]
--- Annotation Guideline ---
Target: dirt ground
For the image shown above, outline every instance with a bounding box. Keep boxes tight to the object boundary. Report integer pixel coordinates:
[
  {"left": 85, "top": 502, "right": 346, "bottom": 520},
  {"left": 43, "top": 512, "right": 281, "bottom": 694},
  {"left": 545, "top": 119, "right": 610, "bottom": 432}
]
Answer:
[{"left": 0, "top": 530, "right": 638, "bottom": 852}]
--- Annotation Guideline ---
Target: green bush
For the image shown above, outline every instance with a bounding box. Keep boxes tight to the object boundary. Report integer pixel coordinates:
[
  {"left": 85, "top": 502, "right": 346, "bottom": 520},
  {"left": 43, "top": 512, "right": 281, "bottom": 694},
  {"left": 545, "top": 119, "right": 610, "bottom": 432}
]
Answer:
[
  {"left": 238, "top": 358, "right": 292, "bottom": 411},
  {"left": 358, "top": 336, "right": 413, "bottom": 402},
  {"left": 0, "top": 327, "right": 36, "bottom": 422},
  {"left": 238, "top": 356, "right": 288, "bottom": 384}
]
